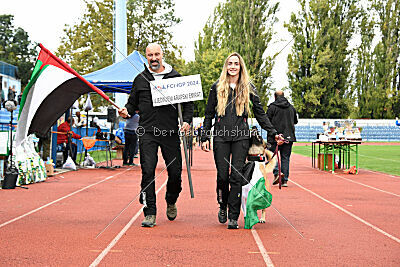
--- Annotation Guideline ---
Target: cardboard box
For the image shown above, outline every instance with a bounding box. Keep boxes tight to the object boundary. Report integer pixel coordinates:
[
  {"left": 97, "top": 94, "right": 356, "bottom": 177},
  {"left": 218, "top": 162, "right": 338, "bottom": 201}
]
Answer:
[
  {"left": 45, "top": 163, "right": 54, "bottom": 176},
  {"left": 318, "top": 153, "right": 333, "bottom": 171}
]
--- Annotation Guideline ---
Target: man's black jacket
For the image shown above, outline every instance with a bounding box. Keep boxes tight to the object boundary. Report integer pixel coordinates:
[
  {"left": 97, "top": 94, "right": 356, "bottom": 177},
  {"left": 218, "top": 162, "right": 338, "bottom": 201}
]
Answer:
[
  {"left": 125, "top": 64, "right": 194, "bottom": 134},
  {"left": 201, "top": 81, "right": 277, "bottom": 142},
  {"left": 267, "top": 96, "right": 298, "bottom": 143}
]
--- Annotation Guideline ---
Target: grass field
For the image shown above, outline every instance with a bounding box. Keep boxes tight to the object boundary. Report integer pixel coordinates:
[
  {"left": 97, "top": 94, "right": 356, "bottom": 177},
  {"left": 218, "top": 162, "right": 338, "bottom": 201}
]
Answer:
[
  {"left": 292, "top": 144, "right": 400, "bottom": 176},
  {"left": 76, "top": 150, "right": 117, "bottom": 165}
]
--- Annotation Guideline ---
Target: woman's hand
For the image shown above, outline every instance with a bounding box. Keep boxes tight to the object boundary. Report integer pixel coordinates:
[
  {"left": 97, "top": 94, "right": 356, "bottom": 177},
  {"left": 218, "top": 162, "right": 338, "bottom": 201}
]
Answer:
[{"left": 201, "top": 140, "right": 210, "bottom": 152}]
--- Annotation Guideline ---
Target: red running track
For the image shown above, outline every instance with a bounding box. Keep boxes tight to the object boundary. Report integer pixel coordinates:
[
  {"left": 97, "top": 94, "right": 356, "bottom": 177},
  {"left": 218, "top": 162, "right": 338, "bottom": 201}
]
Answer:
[{"left": 0, "top": 148, "right": 399, "bottom": 266}]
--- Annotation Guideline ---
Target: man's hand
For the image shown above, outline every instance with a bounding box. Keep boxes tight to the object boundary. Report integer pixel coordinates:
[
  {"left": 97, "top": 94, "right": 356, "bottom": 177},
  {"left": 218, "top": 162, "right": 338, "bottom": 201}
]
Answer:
[
  {"left": 201, "top": 140, "right": 210, "bottom": 152},
  {"left": 118, "top": 107, "right": 129, "bottom": 118},
  {"left": 180, "top": 122, "right": 190, "bottom": 134},
  {"left": 275, "top": 134, "right": 285, "bottom": 146}
]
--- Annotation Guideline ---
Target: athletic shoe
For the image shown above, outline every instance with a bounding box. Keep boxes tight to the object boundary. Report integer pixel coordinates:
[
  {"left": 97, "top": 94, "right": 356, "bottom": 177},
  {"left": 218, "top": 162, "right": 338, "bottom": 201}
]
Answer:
[
  {"left": 141, "top": 215, "right": 156, "bottom": 227},
  {"left": 282, "top": 181, "right": 288, "bottom": 187},
  {"left": 227, "top": 219, "right": 239, "bottom": 229},
  {"left": 166, "top": 204, "right": 177, "bottom": 221},
  {"left": 273, "top": 173, "right": 284, "bottom": 185},
  {"left": 218, "top": 207, "right": 227, "bottom": 224}
]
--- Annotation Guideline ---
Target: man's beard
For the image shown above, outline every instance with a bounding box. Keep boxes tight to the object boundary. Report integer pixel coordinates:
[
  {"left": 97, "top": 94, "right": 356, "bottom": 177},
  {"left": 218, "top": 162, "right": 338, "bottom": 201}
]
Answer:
[{"left": 150, "top": 60, "right": 161, "bottom": 71}]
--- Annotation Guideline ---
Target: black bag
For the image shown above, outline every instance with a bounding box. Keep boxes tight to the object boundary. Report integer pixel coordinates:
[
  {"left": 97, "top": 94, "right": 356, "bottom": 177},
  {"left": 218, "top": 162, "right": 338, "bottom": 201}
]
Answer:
[
  {"left": 2, "top": 166, "right": 18, "bottom": 189},
  {"left": 241, "top": 161, "right": 255, "bottom": 186}
]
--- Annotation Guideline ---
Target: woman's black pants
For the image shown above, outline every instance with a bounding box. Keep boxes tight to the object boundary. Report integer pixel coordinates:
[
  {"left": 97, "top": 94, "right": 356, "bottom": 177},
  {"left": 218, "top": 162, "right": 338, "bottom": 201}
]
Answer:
[{"left": 213, "top": 139, "right": 249, "bottom": 220}]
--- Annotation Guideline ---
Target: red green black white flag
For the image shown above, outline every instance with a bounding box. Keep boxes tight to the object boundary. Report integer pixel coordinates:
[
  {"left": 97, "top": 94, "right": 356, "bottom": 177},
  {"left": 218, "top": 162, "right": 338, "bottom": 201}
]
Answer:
[{"left": 16, "top": 44, "right": 111, "bottom": 146}]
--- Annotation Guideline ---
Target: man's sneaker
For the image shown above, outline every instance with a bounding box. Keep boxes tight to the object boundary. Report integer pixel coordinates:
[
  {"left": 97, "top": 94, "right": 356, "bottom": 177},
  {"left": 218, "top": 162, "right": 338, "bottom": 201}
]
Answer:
[
  {"left": 218, "top": 208, "right": 227, "bottom": 224},
  {"left": 282, "top": 181, "right": 288, "bottom": 187},
  {"left": 141, "top": 215, "right": 156, "bottom": 227},
  {"left": 227, "top": 219, "right": 239, "bottom": 229},
  {"left": 166, "top": 204, "right": 177, "bottom": 221},
  {"left": 273, "top": 173, "right": 284, "bottom": 185}
]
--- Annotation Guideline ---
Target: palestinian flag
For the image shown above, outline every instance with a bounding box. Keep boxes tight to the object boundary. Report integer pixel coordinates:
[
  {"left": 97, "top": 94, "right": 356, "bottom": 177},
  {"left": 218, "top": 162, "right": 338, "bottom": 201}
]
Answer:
[
  {"left": 241, "top": 161, "right": 273, "bottom": 229},
  {"left": 15, "top": 44, "right": 111, "bottom": 146}
]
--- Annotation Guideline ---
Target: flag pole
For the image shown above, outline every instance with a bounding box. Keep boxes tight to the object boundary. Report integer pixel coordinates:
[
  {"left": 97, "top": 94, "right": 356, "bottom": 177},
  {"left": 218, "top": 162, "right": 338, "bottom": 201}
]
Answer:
[{"left": 38, "top": 44, "right": 121, "bottom": 110}]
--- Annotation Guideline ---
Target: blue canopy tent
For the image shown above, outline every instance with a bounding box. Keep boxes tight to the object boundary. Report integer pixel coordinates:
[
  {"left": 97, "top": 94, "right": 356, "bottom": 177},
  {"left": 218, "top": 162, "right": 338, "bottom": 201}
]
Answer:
[{"left": 83, "top": 50, "right": 147, "bottom": 93}]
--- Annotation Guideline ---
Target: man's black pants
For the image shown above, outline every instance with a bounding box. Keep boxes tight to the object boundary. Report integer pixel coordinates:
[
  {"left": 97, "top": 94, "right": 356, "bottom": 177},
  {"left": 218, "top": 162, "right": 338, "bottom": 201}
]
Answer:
[
  {"left": 123, "top": 130, "right": 137, "bottom": 164},
  {"left": 213, "top": 139, "right": 249, "bottom": 220},
  {"left": 270, "top": 141, "right": 293, "bottom": 182},
  {"left": 63, "top": 142, "right": 77, "bottom": 163},
  {"left": 139, "top": 133, "right": 182, "bottom": 216}
]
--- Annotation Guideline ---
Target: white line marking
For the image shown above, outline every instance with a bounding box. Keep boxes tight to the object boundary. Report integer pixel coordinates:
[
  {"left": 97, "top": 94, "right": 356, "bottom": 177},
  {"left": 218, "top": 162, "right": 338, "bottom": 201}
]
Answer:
[
  {"left": 251, "top": 229, "right": 274, "bottom": 267},
  {"left": 291, "top": 180, "right": 400, "bottom": 244},
  {"left": 359, "top": 153, "right": 400, "bottom": 163},
  {"left": 333, "top": 173, "right": 400, "bottom": 198},
  {"left": 0, "top": 168, "right": 132, "bottom": 229},
  {"left": 303, "top": 165, "right": 400, "bottom": 197},
  {"left": 90, "top": 178, "right": 168, "bottom": 267},
  {"left": 362, "top": 169, "right": 399, "bottom": 179}
]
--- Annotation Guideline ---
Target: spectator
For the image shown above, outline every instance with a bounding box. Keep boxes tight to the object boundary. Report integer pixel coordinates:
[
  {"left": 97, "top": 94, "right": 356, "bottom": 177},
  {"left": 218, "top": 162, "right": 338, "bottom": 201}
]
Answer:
[
  {"left": 74, "top": 110, "right": 86, "bottom": 128},
  {"left": 57, "top": 117, "right": 81, "bottom": 164},
  {"left": 267, "top": 90, "right": 298, "bottom": 187},
  {"left": 37, "top": 130, "right": 51, "bottom": 161},
  {"left": 123, "top": 113, "right": 139, "bottom": 166},
  {"left": 7, "top": 86, "right": 17, "bottom": 106},
  {"left": 114, "top": 121, "right": 125, "bottom": 145}
]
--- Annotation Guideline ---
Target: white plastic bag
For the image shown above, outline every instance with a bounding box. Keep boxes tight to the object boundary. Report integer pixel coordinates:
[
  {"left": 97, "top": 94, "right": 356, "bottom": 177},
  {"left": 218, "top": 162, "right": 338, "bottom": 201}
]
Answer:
[
  {"left": 62, "top": 156, "right": 76, "bottom": 170},
  {"left": 15, "top": 135, "right": 48, "bottom": 185},
  {"left": 83, "top": 153, "right": 96, "bottom": 167}
]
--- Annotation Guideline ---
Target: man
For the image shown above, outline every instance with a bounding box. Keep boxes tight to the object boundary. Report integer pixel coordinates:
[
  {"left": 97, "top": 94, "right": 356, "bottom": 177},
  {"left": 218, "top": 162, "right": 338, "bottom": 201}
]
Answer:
[
  {"left": 118, "top": 43, "right": 193, "bottom": 227},
  {"left": 267, "top": 90, "right": 298, "bottom": 187},
  {"left": 57, "top": 117, "right": 81, "bottom": 164},
  {"left": 74, "top": 110, "right": 86, "bottom": 128},
  {"left": 123, "top": 113, "right": 139, "bottom": 166}
]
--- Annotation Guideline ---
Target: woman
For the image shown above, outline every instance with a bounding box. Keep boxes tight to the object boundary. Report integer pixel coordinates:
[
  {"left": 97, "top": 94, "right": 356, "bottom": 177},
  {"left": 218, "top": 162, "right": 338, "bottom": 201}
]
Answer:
[{"left": 201, "top": 52, "right": 281, "bottom": 229}]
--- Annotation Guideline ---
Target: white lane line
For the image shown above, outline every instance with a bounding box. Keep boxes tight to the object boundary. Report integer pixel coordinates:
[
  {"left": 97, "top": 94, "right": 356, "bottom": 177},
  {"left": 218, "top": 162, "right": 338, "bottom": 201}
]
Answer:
[
  {"left": 291, "top": 180, "right": 400, "bottom": 244},
  {"left": 333, "top": 173, "right": 400, "bottom": 198},
  {"left": 362, "top": 169, "right": 399, "bottom": 179},
  {"left": 303, "top": 165, "right": 400, "bottom": 197},
  {"left": 359, "top": 153, "right": 400, "bottom": 163},
  {"left": 0, "top": 168, "right": 132, "bottom": 229},
  {"left": 251, "top": 229, "right": 274, "bottom": 267},
  {"left": 90, "top": 178, "right": 168, "bottom": 267}
]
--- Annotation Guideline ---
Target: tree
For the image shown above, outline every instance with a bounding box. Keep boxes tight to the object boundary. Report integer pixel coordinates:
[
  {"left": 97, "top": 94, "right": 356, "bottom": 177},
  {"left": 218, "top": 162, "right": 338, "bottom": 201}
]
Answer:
[
  {"left": 193, "top": 0, "right": 279, "bottom": 112},
  {"left": 352, "top": 0, "right": 400, "bottom": 119},
  {"left": 286, "top": 0, "right": 359, "bottom": 118},
  {"left": 57, "top": 0, "right": 182, "bottom": 110},
  {"left": 181, "top": 47, "right": 229, "bottom": 117},
  {"left": 370, "top": 0, "right": 400, "bottom": 118},
  {"left": 0, "top": 15, "right": 36, "bottom": 87},
  {"left": 351, "top": 7, "right": 376, "bottom": 118}
]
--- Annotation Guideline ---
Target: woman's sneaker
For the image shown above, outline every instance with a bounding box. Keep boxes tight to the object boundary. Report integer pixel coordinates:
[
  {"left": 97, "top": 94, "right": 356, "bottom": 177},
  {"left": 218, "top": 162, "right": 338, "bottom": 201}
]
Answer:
[
  {"left": 227, "top": 219, "right": 239, "bottom": 229},
  {"left": 218, "top": 208, "right": 227, "bottom": 223},
  {"left": 273, "top": 173, "right": 284, "bottom": 185}
]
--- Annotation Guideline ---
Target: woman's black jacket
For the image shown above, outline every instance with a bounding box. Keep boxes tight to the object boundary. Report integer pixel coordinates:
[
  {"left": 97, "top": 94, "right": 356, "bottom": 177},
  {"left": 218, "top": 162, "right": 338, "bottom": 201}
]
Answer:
[{"left": 201, "top": 81, "right": 277, "bottom": 142}]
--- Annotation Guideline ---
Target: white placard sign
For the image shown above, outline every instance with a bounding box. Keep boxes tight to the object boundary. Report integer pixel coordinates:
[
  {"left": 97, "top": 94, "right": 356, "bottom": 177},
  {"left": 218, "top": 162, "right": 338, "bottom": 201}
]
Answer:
[{"left": 150, "top": 74, "right": 203, "bottom": 107}]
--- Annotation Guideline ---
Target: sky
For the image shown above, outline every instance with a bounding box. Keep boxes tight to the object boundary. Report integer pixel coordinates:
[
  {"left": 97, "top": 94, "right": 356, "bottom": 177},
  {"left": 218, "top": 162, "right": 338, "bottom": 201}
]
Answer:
[{"left": 2, "top": 0, "right": 299, "bottom": 91}]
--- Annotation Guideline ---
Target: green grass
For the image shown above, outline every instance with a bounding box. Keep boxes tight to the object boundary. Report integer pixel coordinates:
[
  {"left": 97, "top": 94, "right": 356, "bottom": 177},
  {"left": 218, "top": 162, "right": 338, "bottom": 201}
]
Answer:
[
  {"left": 292, "top": 144, "right": 400, "bottom": 176},
  {"left": 76, "top": 150, "right": 117, "bottom": 165}
]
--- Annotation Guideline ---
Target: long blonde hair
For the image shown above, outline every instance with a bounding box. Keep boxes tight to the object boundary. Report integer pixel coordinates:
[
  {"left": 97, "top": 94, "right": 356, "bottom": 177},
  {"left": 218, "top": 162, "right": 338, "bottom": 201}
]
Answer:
[{"left": 216, "top": 52, "right": 251, "bottom": 116}]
